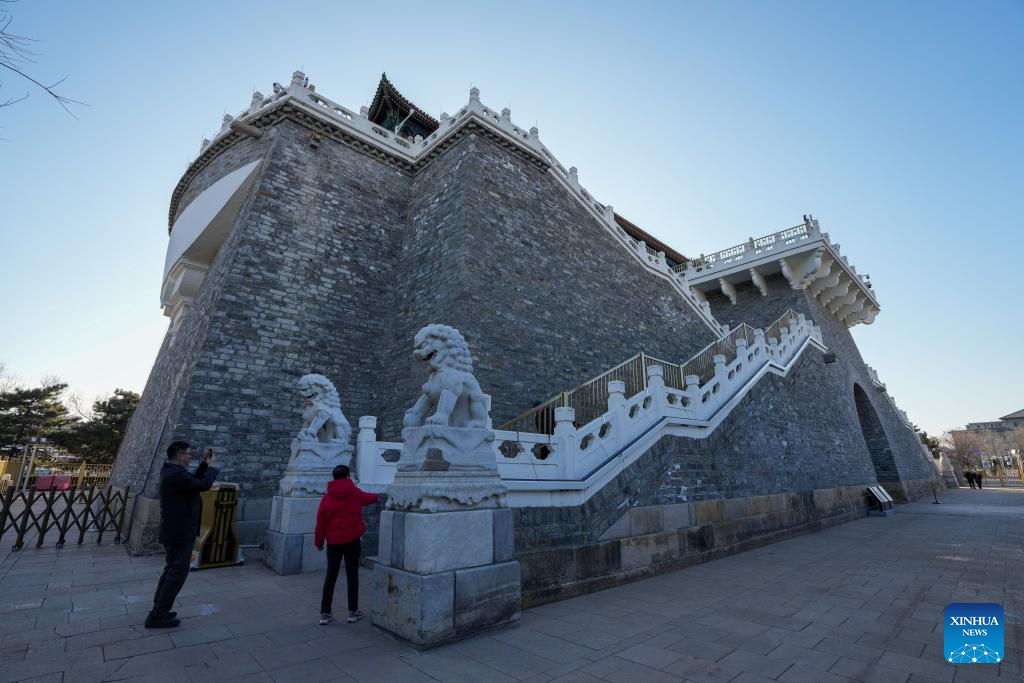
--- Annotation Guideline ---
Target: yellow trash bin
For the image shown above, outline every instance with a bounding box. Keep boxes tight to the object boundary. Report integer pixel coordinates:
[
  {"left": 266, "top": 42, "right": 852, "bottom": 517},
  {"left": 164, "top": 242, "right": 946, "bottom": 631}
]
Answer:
[{"left": 190, "top": 482, "right": 244, "bottom": 569}]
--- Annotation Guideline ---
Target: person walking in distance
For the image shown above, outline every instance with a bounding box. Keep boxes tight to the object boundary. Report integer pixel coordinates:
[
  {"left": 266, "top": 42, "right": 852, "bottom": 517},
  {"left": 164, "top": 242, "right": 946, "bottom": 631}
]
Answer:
[
  {"left": 315, "top": 465, "right": 379, "bottom": 625},
  {"left": 146, "top": 442, "right": 218, "bottom": 629},
  {"left": 966, "top": 470, "right": 976, "bottom": 489}
]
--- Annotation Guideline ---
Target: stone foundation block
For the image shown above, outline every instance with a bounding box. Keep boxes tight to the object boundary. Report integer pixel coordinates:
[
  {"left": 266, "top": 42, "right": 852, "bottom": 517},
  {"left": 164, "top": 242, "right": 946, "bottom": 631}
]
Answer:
[
  {"left": 454, "top": 561, "right": 521, "bottom": 633},
  {"left": 492, "top": 508, "right": 515, "bottom": 562},
  {"left": 264, "top": 495, "right": 326, "bottom": 574},
  {"left": 662, "top": 503, "right": 691, "bottom": 530},
  {"left": 269, "top": 495, "right": 320, "bottom": 535},
  {"left": 264, "top": 530, "right": 326, "bottom": 574},
  {"left": 380, "top": 509, "right": 496, "bottom": 574},
  {"left": 371, "top": 564, "right": 455, "bottom": 646}
]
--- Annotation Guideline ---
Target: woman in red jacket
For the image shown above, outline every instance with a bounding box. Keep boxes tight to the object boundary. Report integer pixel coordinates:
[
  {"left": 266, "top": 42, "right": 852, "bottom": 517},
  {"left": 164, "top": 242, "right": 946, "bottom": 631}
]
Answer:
[{"left": 314, "top": 465, "right": 379, "bottom": 625}]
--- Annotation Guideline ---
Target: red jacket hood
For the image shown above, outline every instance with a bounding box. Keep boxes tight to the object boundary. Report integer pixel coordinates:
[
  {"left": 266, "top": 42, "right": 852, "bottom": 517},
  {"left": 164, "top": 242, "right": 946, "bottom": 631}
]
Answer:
[{"left": 326, "top": 477, "right": 359, "bottom": 500}]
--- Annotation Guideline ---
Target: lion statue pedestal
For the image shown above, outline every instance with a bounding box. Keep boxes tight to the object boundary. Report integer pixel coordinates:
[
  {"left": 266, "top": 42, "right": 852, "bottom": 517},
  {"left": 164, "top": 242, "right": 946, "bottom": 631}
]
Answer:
[
  {"left": 265, "top": 374, "right": 354, "bottom": 576},
  {"left": 279, "top": 438, "right": 353, "bottom": 498},
  {"left": 372, "top": 325, "right": 520, "bottom": 648},
  {"left": 385, "top": 425, "right": 505, "bottom": 512}
]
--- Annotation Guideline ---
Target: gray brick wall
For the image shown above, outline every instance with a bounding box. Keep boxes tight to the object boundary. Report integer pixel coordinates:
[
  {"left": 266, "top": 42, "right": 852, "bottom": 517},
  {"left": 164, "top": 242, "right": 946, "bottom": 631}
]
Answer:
[
  {"left": 379, "top": 133, "right": 716, "bottom": 437},
  {"left": 706, "top": 273, "right": 935, "bottom": 488}
]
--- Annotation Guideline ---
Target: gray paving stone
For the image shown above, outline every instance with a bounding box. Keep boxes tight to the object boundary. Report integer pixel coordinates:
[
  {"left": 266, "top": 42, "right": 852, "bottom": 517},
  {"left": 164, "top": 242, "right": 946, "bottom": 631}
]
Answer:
[
  {"left": 814, "top": 636, "right": 883, "bottom": 664},
  {"left": 105, "top": 644, "right": 216, "bottom": 680},
  {"left": 208, "top": 633, "right": 275, "bottom": 657},
  {"left": 251, "top": 641, "right": 319, "bottom": 671},
  {"left": 856, "top": 633, "right": 926, "bottom": 658},
  {"left": 663, "top": 654, "right": 743, "bottom": 681},
  {"left": 547, "top": 673, "right": 608, "bottom": 683},
  {"left": 306, "top": 633, "right": 373, "bottom": 657},
  {"left": 719, "top": 649, "right": 794, "bottom": 678},
  {"left": 186, "top": 652, "right": 265, "bottom": 681},
  {"left": 329, "top": 650, "right": 436, "bottom": 682},
  {"left": 616, "top": 643, "right": 685, "bottom": 669},
  {"left": 579, "top": 656, "right": 633, "bottom": 678},
  {"left": 951, "top": 667, "right": 1005, "bottom": 683},
  {"left": 266, "top": 658, "right": 347, "bottom": 683},
  {"left": 731, "top": 673, "right": 782, "bottom": 683},
  {"left": 829, "top": 655, "right": 912, "bottom": 682},
  {"left": 103, "top": 634, "right": 175, "bottom": 660},
  {"left": 766, "top": 642, "right": 840, "bottom": 671},
  {"left": 169, "top": 624, "right": 235, "bottom": 648},
  {"left": 452, "top": 636, "right": 560, "bottom": 677},
  {"left": 15, "top": 674, "right": 63, "bottom": 683},
  {"left": 562, "top": 627, "right": 624, "bottom": 650},
  {"left": 407, "top": 650, "right": 516, "bottom": 682},
  {"left": 493, "top": 627, "right": 593, "bottom": 662},
  {"left": 602, "top": 661, "right": 683, "bottom": 683},
  {"left": 877, "top": 651, "right": 955, "bottom": 682}
]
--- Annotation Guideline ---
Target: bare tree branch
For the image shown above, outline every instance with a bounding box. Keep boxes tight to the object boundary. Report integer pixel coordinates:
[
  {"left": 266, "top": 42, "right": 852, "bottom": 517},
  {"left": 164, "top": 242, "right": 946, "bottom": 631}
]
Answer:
[
  {"left": 0, "top": 360, "right": 21, "bottom": 392},
  {"left": 0, "top": 3, "right": 83, "bottom": 117}
]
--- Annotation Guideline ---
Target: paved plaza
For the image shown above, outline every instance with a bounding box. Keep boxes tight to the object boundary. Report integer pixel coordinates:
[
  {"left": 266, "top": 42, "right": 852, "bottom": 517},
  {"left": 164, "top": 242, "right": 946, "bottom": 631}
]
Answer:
[{"left": 0, "top": 487, "right": 1021, "bottom": 682}]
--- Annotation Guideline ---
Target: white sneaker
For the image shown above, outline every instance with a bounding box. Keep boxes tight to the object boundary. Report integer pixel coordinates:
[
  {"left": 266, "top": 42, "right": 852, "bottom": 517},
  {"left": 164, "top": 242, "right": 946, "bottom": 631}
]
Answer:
[
  {"left": 319, "top": 612, "right": 333, "bottom": 625},
  {"left": 347, "top": 610, "right": 364, "bottom": 623}
]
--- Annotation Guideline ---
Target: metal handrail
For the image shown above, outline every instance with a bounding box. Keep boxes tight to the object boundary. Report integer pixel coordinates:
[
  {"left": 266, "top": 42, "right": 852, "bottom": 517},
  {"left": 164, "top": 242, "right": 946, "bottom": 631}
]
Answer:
[
  {"left": 763, "top": 309, "right": 800, "bottom": 346},
  {"left": 677, "top": 323, "right": 757, "bottom": 386}
]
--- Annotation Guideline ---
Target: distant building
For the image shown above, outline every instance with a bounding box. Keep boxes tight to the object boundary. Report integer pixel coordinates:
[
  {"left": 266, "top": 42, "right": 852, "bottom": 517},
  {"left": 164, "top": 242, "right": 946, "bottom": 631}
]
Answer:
[{"left": 954, "top": 409, "right": 1024, "bottom": 465}]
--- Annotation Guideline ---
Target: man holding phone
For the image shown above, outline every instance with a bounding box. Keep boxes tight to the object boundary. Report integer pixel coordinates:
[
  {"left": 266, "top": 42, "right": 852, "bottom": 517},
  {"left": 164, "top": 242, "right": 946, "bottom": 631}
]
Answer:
[{"left": 145, "top": 441, "right": 218, "bottom": 629}]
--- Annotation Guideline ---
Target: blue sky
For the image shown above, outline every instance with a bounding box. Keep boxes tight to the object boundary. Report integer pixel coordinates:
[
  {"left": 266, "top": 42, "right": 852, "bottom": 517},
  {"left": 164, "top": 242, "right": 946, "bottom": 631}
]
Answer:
[{"left": 1, "top": 1, "right": 1021, "bottom": 435}]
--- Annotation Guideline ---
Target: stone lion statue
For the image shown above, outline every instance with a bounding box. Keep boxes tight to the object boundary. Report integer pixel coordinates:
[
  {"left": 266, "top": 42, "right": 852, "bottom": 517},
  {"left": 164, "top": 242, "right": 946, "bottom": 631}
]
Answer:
[
  {"left": 297, "top": 373, "right": 351, "bottom": 443},
  {"left": 403, "top": 324, "right": 489, "bottom": 429}
]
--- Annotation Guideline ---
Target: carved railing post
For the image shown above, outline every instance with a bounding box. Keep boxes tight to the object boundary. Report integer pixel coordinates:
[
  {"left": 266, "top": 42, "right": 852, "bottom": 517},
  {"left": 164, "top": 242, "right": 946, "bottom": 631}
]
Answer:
[
  {"left": 684, "top": 374, "right": 702, "bottom": 416},
  {"left": 646, "top": 364, "right": 668, "bottom": 414},
  {"left": 554, "top": 406, "right": 579, "bottom": 479},
  {"left": 356, "top": 416, "right": 378, "bottom": 484},
  {"left": 734, "top": 338, "right": 749, "bottom": 382},
  {"left": 711, "top": 355, "right": 728, "bottom": 410},
  {"left": 606, "top": 380, "right": 627, "bottom": 454}
]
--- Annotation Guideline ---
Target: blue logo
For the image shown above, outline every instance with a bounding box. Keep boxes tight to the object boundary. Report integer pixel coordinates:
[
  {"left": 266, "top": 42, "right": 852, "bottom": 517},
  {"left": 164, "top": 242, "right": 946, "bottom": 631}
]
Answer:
[{"left": 944, "top": 603, "right": 1003, "bottom": 663}]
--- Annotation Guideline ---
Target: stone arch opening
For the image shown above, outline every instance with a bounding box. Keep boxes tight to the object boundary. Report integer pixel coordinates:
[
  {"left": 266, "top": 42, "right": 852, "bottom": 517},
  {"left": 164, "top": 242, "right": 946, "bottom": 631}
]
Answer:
[{"left": 854, "top": 383, "right": 899, "bottom": 482}]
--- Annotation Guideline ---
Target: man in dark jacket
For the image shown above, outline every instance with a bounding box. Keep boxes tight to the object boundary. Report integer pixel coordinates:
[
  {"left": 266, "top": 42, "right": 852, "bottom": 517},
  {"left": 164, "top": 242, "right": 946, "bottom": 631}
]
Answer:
[
  {"left": 145, "top": 441, "right": 218, "bottom": 629},
  {"left": 314, "top": 465, "right": 378, "bottom": 625}
]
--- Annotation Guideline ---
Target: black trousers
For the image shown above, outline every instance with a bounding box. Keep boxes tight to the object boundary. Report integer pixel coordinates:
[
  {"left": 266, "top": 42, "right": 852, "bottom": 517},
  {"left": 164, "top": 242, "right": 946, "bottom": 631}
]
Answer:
[
  {"left": 152, "top": 542, "right": 192, "bottom": 616},
  {"left": 321, "top": 539, "right": 361, "bottom": 614}
]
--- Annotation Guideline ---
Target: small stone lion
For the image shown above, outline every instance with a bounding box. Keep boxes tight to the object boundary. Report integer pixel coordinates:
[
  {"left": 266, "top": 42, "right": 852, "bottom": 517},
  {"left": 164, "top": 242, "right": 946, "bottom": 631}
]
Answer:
[
  {"left": 403, "top": 324, "right": 490, "bottom": 429},
  {"left": 297, "top": 374, "right": 351, "bottom": 443}
]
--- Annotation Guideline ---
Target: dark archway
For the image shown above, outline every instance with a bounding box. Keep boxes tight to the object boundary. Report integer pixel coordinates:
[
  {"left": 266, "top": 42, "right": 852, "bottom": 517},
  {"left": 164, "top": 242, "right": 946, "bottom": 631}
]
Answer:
[{"left": 854, "top": 383, "right": 899, "bottom": 482}]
